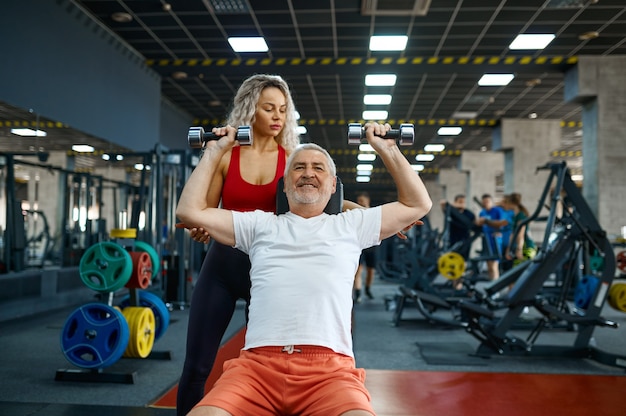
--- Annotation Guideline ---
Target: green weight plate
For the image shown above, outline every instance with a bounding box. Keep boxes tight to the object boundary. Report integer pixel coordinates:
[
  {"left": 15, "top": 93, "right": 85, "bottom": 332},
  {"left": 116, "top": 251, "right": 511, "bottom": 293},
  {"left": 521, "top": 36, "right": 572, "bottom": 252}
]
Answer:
[
  {"left": 134, "top": 241, "right": 160, "bottom": 279},
  {"left": 79, "top": 242, "right": 133, "bottom": 292}
]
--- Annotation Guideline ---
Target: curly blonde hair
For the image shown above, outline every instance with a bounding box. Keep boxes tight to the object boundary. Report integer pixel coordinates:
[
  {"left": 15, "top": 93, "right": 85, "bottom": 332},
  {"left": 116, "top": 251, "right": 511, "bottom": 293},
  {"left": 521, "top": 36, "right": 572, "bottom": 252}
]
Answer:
[{"left": 227, "top": 74, "right": 300, "bottom": 152}]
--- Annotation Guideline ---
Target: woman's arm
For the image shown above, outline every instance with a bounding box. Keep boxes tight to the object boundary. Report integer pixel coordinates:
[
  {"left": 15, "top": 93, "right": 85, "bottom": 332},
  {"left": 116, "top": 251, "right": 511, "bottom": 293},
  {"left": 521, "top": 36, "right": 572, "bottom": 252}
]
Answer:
[
  {"left": 176, "top": 128, "right": 238, "bottom": 246},
  {"left": 342, "top": 199, "right": 362, "bottom": 211}
]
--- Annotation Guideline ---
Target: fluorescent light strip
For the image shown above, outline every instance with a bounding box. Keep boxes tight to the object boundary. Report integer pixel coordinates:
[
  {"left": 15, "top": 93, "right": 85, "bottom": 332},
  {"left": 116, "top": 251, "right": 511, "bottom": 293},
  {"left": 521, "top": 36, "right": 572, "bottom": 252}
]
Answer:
[
  {"left": 365, "top": 74, "right": 397, "bottom": 86},
  {"left": 509, "top": 34, "right": 555, "bottom": 50},
  {"left": 357, "top": 153, "right": 376, "bottom": 161},
  {"left": 437, "top": 126, "right": 462, "bottom": 136},
  {"left": 362, "top": 110, "right": 388, "bottom": 120},
  {"left": 424, "top": 144, "right": 445, "bottom": 152},
  {"left": 369, "top": 35, "right": 408, "bottom": 51},
  {"left": 356, "top": 164, "right": 374, "bottom": 171},
  {"left": 227, "top": 37, "right": 268, "bottom": 52},
  {"left": 478, "top": 73, "right": 515, "bottom": 86},
  {"left": 72, "top": 144, "right": 94, "bottom": 152},
  {"left": 364, "top": 94, "right": 392, "bottom": 105},
  {"left": 356, "top": 176, "right": 371, "bottom": 183},
  {"left": 416, "top": 154, "right": 435, "bottom": 162},
  {"left": 11, "top": 128, "right": 47, "bottom": 137}
]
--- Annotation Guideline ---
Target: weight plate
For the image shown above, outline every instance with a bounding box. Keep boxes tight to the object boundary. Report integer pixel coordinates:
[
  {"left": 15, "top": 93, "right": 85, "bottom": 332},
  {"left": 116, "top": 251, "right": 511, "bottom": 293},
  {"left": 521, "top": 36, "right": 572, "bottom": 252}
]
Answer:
[
  {"left": 60, "top": 303, "right": 129, "bottom": 369},
  {"left": 574, "top": 275, "right": 598, "bottom": 309},
  {"left": 109, "top": 228, "right": 137, "bottom": 239},
  {"left": 122, "top": 307, "right": 155, "bottom": 358},
  {"left": 616, "top": 251, "right": 626, "bottom": 274},
  {"left": 79, "top": 242, "right": 133, "bottom": 292},
  {"left": 126, "top": 252, "right": 152, "bottom": 289},
  {"left": 119, "top": 291, "right": 170, "bottom": 340},
  {"left": 607, "top": 282, "right": 626, "bottom": 313},
  {"left": 134, "top": 241, "right": 160, "bottom": 279},
  {"left": 437, "top": 251, "right": 466, "bottom": 280}
]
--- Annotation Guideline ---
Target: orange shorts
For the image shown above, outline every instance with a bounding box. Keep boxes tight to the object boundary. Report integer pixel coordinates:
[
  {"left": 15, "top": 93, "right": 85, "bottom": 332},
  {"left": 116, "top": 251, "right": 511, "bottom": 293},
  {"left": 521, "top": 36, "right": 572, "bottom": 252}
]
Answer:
[{"left": 194, "top": 345, "right": 375, "bottom": 416}]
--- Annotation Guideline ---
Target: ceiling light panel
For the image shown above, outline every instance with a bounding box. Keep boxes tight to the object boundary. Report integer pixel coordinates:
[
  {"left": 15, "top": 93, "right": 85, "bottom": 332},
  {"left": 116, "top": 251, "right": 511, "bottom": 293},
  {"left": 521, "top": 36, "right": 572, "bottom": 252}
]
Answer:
[
  {"left": 357, "top": 153, "right": 377, "bottom": 161},
  {"left": 424, "top": 144, "right": 445, "bottom": 152},
  {"left": 228, "top": 37, "right": 268, "bottom": 52},
  {"left": 509, "top": 34, "right": 555, "bottom": 50},
  {"left": 437, "top": 126, "right": 462, "bottom": 136},
  {"left": 365, "top": 74, "right": 397, "bottom": 86},
  {"left": 362, "top": 110, "right": 388, "bottom": 120},
  {"left": 11, "top": 128, "right": 47, "bottom": 137},
  {"left": 478, "top": 74, "right": 515, "bottom": 86},
  {"left": 416, "top": 154, "right": 435, "bottom": 162},
  {"left": 364, "top": 94, "right": 392, "bottom": 105},
  {"left": 369, "top": 36, "right": 408, "bottom": 51}
]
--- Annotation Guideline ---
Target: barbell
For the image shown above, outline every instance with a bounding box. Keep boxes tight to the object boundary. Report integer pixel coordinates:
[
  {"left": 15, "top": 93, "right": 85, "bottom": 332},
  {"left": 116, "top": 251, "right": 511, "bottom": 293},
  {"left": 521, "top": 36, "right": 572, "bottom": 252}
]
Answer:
[
  {"left": 348, "top": 123, "right": 414, "bottom": 146},
  {"left": 188, "top": 126, "right": 252, "bottom": 148}
]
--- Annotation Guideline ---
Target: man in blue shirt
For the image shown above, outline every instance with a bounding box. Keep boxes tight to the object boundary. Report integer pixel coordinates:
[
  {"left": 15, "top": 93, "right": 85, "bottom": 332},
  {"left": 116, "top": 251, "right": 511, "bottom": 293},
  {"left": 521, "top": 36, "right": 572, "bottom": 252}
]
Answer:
[{"left": 477, "top": 194, "right": 510, "bottom": 281}]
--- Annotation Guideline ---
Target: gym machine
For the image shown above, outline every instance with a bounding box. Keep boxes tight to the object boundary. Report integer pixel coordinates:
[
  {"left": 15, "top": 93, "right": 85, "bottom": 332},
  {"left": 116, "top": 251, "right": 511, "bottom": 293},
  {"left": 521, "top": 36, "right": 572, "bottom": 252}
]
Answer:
[
  {"left": 458, "top": 162, "right": 626, "bottom": 370},
  {"left": 389, "top": 203, "right": 496, "bottom": 327}
]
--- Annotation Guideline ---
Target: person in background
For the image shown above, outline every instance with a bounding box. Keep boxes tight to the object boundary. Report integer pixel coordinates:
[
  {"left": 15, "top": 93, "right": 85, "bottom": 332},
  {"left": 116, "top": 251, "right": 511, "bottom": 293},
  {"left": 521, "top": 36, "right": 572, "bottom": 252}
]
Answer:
[
  {"left": 440, "top": 194, "right": 476, "bottom": 259},
  {"left": 502, "top": 192, "right": 537, "bottom": 266},
  {"left": 175, "top": 122, "right": 432, "bottom": 416},
  {"left": 476, "top": 194, "right": 510, "bottom": 281},
  {"left": 353, "top": 192, "right": 377, "bottom": 303}
]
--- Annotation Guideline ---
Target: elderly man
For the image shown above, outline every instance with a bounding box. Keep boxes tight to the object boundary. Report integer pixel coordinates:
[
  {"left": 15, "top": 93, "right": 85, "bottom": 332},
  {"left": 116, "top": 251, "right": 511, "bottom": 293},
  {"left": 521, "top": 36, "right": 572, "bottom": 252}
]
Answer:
[{"left": 176, "top": 123, "right": 432, "bottom": 416}]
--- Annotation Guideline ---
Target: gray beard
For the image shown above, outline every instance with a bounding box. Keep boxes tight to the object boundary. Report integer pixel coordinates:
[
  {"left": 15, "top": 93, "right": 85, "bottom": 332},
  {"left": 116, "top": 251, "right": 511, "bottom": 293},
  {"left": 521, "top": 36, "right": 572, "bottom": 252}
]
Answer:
[{"left": 286, "top": 186, "right": 329, "bottom": 205}]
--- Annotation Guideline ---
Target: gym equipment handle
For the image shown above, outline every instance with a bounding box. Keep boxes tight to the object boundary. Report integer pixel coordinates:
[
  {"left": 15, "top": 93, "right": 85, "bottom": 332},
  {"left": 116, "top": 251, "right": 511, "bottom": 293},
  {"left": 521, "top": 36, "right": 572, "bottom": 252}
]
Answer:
[{"left": 188, "top": 126, "right": 252, "bottom": 148}]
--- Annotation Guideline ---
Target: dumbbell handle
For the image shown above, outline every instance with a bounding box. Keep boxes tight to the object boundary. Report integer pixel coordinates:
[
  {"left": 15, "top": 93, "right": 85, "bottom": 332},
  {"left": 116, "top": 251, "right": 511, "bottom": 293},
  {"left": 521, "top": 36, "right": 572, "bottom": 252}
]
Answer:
[
  {"left": 188, "top": 126, "right": 252, "bottom": 148},
  {"left": 347, "top": 123, "right": 414, "bottom": 146}
]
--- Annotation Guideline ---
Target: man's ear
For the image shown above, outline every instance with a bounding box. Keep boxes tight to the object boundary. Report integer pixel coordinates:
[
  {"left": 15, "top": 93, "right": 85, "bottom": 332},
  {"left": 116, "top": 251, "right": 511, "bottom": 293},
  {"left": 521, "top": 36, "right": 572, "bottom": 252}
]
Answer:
[{"left": 331, "top": 176, "right": 337, "bottom": 194}]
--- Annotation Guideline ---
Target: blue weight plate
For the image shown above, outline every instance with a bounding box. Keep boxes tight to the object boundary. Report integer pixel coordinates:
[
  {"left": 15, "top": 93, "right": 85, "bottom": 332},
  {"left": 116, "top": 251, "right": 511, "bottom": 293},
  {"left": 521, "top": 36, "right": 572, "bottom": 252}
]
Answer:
[
  {"left": 119, "top": 291, "right": 170, "bottom": 340},
  {"left": 60, "top": 303, "right": 130, "bottom": 369},
  {"left": 574, "top": 275, "right": 599, "bottom": 309}
]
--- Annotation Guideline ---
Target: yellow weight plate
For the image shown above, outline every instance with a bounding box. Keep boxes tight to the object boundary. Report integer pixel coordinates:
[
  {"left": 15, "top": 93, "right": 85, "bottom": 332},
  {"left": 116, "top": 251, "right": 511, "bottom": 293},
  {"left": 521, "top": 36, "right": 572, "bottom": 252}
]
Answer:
[
  {"left": 437, "top": 251, "right": 466, "bottom": 280},
  {"left": 607, "top": 283, "right": 626, "bottom": 313},
  {"left": 110, "top": 228, "right": 138, "bottom": 239},
  {"left": 122, "top": 306, "right": 155, "bottom": 358}
]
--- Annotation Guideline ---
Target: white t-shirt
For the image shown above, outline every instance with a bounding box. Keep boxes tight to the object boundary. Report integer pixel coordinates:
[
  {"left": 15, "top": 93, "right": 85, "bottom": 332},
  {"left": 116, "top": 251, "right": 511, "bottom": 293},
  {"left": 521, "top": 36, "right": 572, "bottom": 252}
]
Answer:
[{"left": 232, "top": 207, "right": 382, "bottom": 357}]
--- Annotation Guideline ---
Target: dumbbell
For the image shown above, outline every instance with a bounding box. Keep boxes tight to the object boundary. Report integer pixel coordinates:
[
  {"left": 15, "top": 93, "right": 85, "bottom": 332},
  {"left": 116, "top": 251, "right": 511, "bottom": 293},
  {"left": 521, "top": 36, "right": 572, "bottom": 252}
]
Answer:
[
  {"left": 188, "top": 126, "right": 252, "bottom": 148},
  {"left": 347, "top": 123, "right": 414, "bottom": 146}
]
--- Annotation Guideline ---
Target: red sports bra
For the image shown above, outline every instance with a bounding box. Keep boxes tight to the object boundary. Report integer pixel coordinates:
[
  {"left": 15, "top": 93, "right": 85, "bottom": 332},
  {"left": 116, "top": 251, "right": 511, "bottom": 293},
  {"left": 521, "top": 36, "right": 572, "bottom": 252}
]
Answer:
[{"left": 221, "top": 145, "right": 286, "bottom": 212}]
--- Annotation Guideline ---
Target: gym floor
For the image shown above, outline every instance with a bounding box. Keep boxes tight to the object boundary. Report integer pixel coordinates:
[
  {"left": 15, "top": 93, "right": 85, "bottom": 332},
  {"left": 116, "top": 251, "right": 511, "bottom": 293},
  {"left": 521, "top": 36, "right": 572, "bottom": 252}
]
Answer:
[{"left": 1, "top": 277, "right": 625, "bottom": 416}]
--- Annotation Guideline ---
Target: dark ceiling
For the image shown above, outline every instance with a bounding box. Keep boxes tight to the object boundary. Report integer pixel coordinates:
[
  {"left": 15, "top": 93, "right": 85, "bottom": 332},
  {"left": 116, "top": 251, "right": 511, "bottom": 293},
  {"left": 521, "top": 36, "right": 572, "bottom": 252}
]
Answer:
[{"left": 1, "top": 0, "right": 625, "bottom": 198}]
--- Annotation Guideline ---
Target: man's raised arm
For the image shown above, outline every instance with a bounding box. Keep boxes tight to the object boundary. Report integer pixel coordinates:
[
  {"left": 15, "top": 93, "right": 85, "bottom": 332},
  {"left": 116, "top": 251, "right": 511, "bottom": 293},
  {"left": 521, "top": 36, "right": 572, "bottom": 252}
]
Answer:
[
  {"left": 175, "top": 128, "right": 237, "bottom": 246},
  {"left": 365, "top": 123, "right": 433, "bottom": 240}
]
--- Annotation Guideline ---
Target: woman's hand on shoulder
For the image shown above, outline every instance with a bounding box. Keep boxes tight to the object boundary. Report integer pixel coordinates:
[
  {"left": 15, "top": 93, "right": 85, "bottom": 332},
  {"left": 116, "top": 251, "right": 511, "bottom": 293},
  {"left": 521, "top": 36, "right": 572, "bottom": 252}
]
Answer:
[
  {"left": 175, "top": 223, "right": 211, "bottom": 244},
  {"left": 189, "top": 227, "right": 211, "bottom": 244},
  {"left": 395, "top": 220, "right": 423, "bottom": 240}
]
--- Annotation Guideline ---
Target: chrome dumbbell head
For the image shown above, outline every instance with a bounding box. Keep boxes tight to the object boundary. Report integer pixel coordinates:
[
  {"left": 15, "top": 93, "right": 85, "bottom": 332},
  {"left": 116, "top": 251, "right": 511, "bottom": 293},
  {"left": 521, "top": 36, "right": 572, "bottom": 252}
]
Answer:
[
  {"left": 398, "top": 124, "right": 414, "bottom": 146},
  {"left": 187, "top": 126, "right": 253, "bottom": 148},
  {"left": 347, "top": 123, "right": 364, "bottom": 145},
  {"left": 346, "top": 123, "right": 414, "bottom": 146},
  {"left": 188, "top": 126, "right": 205, "bottom": 148}
]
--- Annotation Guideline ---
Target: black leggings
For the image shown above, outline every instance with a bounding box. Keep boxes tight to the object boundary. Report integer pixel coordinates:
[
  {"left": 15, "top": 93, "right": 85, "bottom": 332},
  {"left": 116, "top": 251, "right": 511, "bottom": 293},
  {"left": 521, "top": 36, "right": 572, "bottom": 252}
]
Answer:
[{"left": 176, "top": 242, "right": 251, "bottom": 416}]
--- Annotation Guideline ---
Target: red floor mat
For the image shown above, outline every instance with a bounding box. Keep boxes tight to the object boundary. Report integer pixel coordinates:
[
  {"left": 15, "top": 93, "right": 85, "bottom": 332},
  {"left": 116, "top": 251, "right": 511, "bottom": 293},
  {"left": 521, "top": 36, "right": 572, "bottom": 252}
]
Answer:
[
  {"left": 152, "top": 331, "right": 626, "bottom": 416},
  {"left": 367, "top": 369, "right": 626, "bottom": 416}
]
